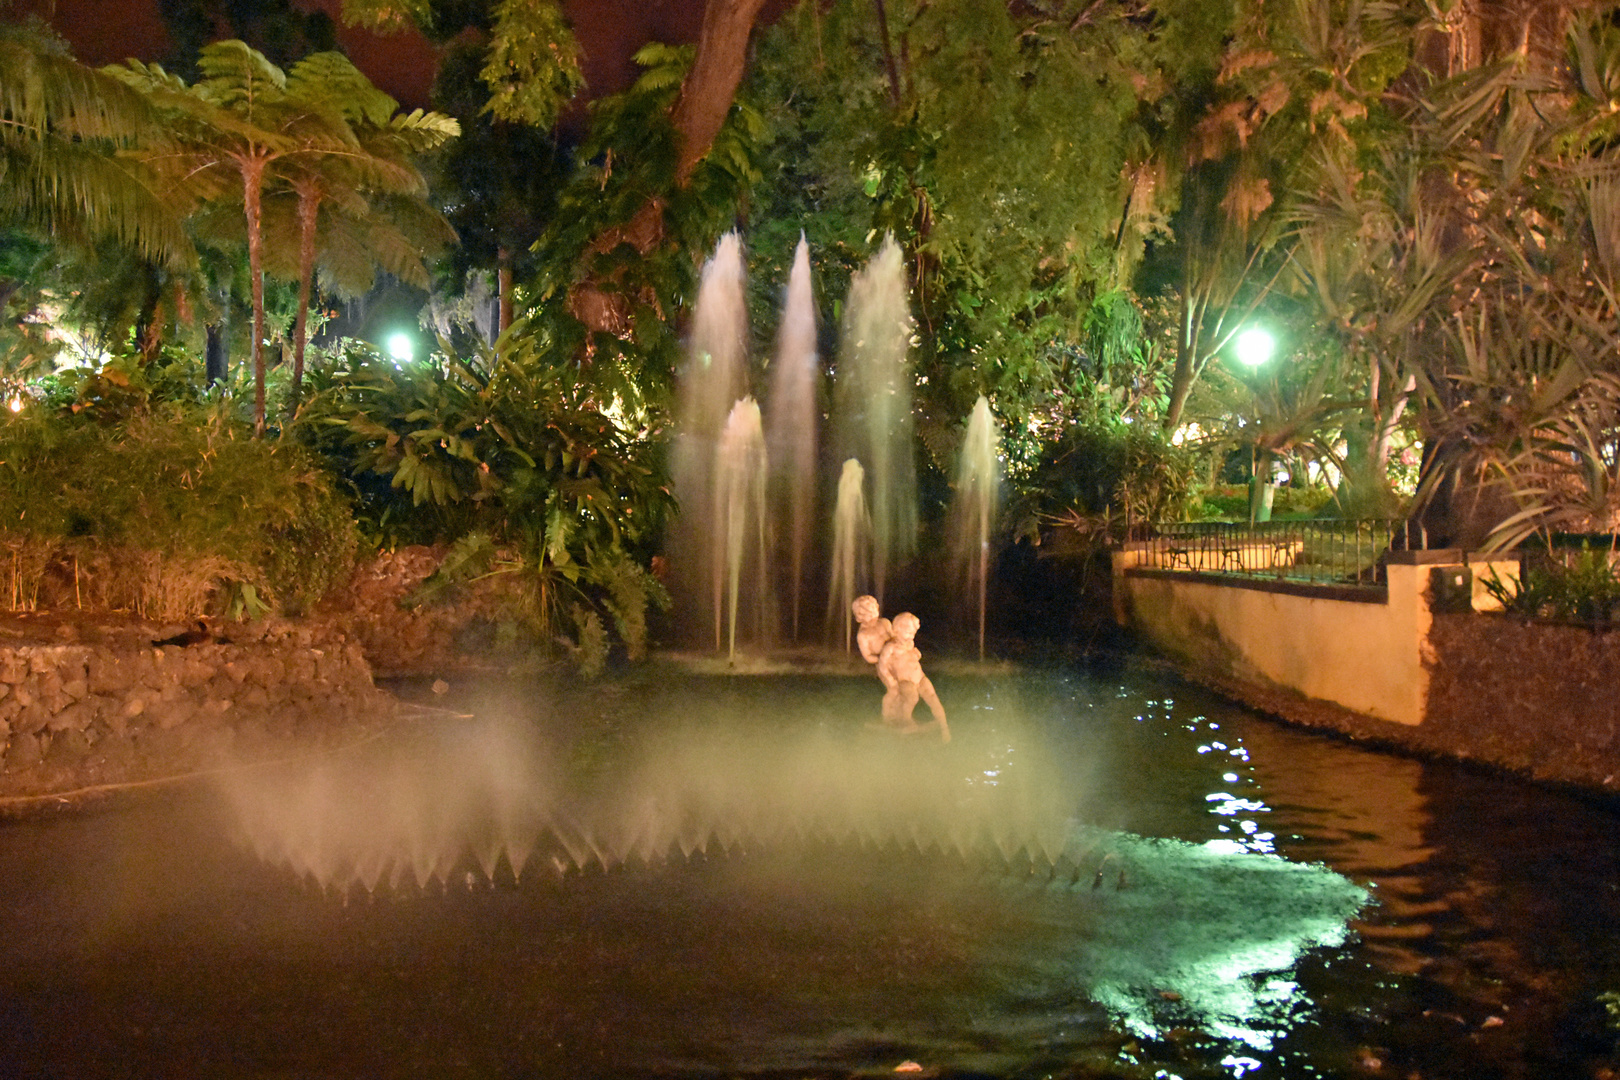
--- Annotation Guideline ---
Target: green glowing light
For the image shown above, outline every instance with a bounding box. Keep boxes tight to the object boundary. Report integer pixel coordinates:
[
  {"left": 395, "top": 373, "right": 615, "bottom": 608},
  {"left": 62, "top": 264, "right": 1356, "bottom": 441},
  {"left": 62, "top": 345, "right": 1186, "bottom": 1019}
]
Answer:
[{"left": 1234, "top": 327, "right": 1276, "bottom": 367}]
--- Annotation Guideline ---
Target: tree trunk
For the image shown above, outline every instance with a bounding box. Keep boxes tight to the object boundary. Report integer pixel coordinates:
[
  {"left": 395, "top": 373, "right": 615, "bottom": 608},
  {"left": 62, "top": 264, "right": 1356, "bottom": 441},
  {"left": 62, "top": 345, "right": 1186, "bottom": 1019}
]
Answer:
[
  {"left": 497, "top": 248, "right": 514, "bottom": 334},
  {"left": 289, "top": 181, "right": 320, "bottom": 415},
  {"left": 206, "top": 321, "right": 228, "bottom": 385},
  {"left": 1163, "top": 287, "right": 1199, "bottom": 431},
  {"left": 242, "top": 155, "right": 268, "bottom": 436},
  {"left": 570, "top": 0, "right": 769, "bottom": 336},
  {"left": 135, "top": 269, "right": 164, "bottom": 363},
  {"left": 871, "top": 0, "right": 903, "bottom": 108},
  {"left": 671, "top": 0, "right": 772, "bottom": 186}
]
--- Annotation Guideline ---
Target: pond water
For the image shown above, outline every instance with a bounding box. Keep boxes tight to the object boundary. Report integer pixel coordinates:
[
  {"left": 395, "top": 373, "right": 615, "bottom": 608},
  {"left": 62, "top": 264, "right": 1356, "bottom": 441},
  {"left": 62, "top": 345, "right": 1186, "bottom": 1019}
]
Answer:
[{"left": 1, "top": 660, "right": 1618, "bottom": 1079}]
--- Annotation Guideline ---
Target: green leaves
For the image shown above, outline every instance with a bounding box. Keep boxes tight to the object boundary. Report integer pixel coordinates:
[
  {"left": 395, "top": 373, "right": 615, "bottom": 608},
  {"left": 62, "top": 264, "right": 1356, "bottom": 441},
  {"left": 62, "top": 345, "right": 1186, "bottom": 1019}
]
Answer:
[
  {"left": 479, "top": 0, "right": 585, "bottom": 127},
  {"left": 0, "top": 23, "right": 195, "bottom": 270},
  {"left": 295, "top": 332, "right": 670, "bottom": 671},
  {"left": 0, "top": 402, "right": 356, "bottom": 617},
  {"left": 297, "top": 337, "right": 670, "bottom": 560}
]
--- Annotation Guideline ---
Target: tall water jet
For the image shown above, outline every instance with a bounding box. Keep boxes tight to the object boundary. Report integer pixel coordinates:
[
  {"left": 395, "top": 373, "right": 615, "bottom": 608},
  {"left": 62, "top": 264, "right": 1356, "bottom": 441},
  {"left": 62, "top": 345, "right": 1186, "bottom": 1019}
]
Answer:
[
  {"left": 715, "top": 398, "right": 768, "bottom": 659},
  {"left": 765, "top": 235, "right": 818, "bottom": 641},
  {"left": 951, "top": 396, "right": 1000, "bottom": 659},
  {"left": 835, "top": 235, "right": 916, "bottom": 602},
  {"left": 669, "top": 233, "right": 750, "bottom": 645},
  {"left": 827, "top": 458, "right": 871, "bottom": 651}
]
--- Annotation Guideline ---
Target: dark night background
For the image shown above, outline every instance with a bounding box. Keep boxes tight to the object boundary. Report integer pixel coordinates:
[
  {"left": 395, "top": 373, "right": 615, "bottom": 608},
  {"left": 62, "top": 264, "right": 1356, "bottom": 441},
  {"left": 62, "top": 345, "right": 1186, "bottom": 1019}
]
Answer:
[{"left": 22, "top": 0, "right": 787, "bottom": 109}]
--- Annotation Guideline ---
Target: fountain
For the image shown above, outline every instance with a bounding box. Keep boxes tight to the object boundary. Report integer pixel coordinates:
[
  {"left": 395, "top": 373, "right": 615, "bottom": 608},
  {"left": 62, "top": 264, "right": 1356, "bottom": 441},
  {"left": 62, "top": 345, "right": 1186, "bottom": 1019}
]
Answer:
[
  {"left": 826, "top": 458, "right": 871, "bottom": 651},
  {"left": 764, "top": 235, "right": 818, "bottom": 641},
  {"left": 668, "top": 232, "right": 750, "bottom": 646},
  {"left": 714, "top": 398, "right": 767, "bottom": 659},
  {"left": 951, "top": 396, "right": 999, "bottom": 659},
  {"left": 833, "top": 234, "right": 917, "bottom": 603},
  {"left": 671, "top": 232, "right": 926, "bottom": 654}
]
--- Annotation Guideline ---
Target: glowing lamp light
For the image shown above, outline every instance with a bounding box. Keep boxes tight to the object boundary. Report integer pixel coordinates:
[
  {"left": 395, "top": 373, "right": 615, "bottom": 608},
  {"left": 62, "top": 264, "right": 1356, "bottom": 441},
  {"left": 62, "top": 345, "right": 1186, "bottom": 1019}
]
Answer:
[
  {"left": 6, "top": 397, "right": 22, "bottom": 414},
  {"left": 386, "top": 332, "right": 414, "bottom": 363},
  {"left": 1234, "top": 327, "right": 1276, "bottom": 367}
]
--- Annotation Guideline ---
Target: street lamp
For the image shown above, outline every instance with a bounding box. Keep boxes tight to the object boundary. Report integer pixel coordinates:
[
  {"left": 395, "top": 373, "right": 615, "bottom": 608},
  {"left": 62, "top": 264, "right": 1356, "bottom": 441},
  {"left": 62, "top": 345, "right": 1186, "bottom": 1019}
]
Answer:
[{"left": 1233, "top": 326, "right": 1279, "bottom": 523}]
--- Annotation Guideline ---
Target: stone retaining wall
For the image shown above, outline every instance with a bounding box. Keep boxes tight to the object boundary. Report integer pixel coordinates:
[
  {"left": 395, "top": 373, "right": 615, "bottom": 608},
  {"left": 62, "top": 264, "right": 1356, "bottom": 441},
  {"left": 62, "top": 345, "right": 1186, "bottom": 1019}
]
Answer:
[
  {"left": 1115, "top": 551, "right": 1620, "bottom": 795},
  {"left": 320, "top": 545, "right": 525, "bottom": 675},
  {"left": 1425, "top": 613, "right": 1620, "bottom": 790},
  {"left": 0, "top": 618, "right": 396, "bottom": 803}
]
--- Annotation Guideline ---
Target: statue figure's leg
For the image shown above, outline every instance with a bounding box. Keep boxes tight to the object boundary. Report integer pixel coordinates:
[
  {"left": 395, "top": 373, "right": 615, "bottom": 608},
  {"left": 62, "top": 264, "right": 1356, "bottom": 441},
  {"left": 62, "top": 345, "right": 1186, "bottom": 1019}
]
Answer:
[{"left": 919, "top": 677, "right": 950, "bottom": 742}]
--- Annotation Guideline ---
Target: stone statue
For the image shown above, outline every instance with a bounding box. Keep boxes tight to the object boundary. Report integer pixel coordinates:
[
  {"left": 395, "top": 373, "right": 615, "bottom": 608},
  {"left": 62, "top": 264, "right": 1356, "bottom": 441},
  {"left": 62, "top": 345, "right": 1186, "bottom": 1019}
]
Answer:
[
  {"left": 852, "top": 595, "right": 894, "bottom": 685},
  {"left": 877, "top": 612, "right": 950, "bottom": 742}
]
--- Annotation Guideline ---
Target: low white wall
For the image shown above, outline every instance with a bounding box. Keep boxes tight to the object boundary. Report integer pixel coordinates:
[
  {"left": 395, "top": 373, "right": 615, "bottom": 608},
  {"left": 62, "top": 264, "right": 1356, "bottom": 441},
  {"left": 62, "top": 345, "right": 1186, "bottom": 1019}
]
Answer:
[{"left": 1112, "top": 550, "right": 1517, "bottom": 727}]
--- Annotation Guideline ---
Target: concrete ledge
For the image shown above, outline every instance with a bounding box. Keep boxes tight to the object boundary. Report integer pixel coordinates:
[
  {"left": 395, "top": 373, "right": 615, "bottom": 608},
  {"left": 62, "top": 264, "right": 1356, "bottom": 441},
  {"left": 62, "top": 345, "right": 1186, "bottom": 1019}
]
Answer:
[{"left": 1384, "top": 548, "right": 1466, "bottom": 565}]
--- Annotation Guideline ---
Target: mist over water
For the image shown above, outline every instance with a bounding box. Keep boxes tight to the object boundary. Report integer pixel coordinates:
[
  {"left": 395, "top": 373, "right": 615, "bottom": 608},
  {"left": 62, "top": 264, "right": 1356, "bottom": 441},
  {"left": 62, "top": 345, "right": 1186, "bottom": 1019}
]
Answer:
[
  {"left": 9, "top": 667, "right": 1618, "bottom": 1080},
  {"left": 211, "top": 671, "right": 1371, "bottom": 1061},
  {"left": 218, "top": 696, "right": 1084, "bottom": 897}
]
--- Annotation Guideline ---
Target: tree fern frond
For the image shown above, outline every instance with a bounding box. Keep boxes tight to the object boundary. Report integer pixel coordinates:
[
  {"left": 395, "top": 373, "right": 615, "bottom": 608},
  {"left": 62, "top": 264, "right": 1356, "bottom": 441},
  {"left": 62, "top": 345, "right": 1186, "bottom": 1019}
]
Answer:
[
  {"left": 194, "top": 39, "right": 288, "bottom": 112},
  {"left": 288, "top": 51, "right": 398, "bottom": 127},
  {"left": 313, "top": 215, "right": 382, "bottom": 297}
]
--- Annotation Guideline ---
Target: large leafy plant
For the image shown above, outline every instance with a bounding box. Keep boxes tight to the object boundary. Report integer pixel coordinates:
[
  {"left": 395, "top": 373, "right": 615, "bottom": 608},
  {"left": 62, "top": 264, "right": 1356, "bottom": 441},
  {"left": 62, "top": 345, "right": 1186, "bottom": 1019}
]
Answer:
[{"left": 297, "top": 337, "right": 672, "bottom": 669}]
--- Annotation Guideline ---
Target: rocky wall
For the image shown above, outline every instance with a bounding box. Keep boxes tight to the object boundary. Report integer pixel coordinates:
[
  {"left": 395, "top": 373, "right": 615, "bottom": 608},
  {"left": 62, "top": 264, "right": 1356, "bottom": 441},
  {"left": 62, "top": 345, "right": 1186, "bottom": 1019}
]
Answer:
[
  {"left": 0, "top": 617, "right": 397, "bottom": 804},
  {"left": 320, "top": 545, "right": 547, "bottom": 675},
  {"left": 1424, "top": 613, "right": 1620, "bottom": 791}
]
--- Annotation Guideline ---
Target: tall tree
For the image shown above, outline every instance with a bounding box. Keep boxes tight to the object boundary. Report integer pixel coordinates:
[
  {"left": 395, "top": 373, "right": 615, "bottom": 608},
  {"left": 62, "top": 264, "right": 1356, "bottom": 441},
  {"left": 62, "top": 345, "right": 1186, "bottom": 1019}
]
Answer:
[
  {"left": 158, "top": 0, "right": 341, "bottom": 77},
  {"left": 427, "top": 35, "right": 569, "bottom": 339},
  {"left": 340, "top": 0, "right": 770, "bottom": 336},
  {"left": 1287, "top": 8, "right": 1620, "bottom": 544},
  {"left": 745, "top": 0, "right": 1232, "bottom": 462},
  {"left": 269, "top": 51, "right": 457, "bottom": 410},
  {"left": 1145, "top": 0, "right": 1420, "bottom": 432},
  {"left": 111, "top": 41, "right": 373, "bottom": 433}
]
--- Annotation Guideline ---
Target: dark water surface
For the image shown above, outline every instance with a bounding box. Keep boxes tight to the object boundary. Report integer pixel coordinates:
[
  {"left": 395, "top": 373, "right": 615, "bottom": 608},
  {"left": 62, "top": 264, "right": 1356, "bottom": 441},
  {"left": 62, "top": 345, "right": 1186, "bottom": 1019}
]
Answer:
[{"left": 1, "top": 661, "right": 1618, "bottom": 1079}]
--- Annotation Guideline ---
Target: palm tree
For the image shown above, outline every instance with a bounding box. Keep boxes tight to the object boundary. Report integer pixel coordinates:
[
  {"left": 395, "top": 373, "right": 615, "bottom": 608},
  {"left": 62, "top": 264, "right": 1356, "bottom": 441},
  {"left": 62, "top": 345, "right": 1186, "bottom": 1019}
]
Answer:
[
  {"left": 270, "top": 51, "right": 457, "bottom": 410},
  {"left": 108, "top": 41, "right": 359, "bottom": 434},
  {"left": 0, "top": 19, "right": 193, "bottom": 271}
]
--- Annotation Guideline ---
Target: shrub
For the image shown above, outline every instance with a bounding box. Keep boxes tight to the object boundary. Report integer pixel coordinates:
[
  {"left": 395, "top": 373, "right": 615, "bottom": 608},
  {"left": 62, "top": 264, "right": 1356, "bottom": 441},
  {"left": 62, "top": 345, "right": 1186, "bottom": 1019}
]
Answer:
[
  {"left": 1480, "top": 545, "right": 1620, "bottom": 625},
  {"left": 1007, "top": 417, "right": 1195, "bottom": 545},
  {"left": 295, "top": 338, "right": 671, "bottom": 670},
  {"left": 0, "top": 403, "right": 355, "bottom": 619}
]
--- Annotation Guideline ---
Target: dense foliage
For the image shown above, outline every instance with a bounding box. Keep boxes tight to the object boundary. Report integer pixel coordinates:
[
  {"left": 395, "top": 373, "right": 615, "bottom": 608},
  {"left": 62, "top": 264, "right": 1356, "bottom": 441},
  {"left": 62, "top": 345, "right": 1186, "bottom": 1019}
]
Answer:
[
  {"left": 13, "top": 0, "right": 1620, "bottom": 657},
  {"left": 295, "top": 337, "right": 671, "bottom": 669},
  {"left": 0, "top": 401, "right": 355, "bottom": 620},
  {"left": 1482, "top": 545, "right": 1620, "bottom": 626}
]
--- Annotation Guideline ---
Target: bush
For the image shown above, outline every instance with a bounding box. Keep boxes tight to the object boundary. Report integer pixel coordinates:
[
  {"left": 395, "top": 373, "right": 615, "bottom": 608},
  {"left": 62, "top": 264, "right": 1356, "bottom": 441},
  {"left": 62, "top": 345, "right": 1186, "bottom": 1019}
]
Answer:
[
  {"left": 294, "top": 338, "right": 671, "bottom": 670},
  {"left": 1481, "top": 545, "right": 1620, "bottom": 625},
  {"left": 0, "top": 403, "right": 355, "bottom": 618},
  {"left": 1008, "top": 417, "right": 1195, "bottom": 544}
]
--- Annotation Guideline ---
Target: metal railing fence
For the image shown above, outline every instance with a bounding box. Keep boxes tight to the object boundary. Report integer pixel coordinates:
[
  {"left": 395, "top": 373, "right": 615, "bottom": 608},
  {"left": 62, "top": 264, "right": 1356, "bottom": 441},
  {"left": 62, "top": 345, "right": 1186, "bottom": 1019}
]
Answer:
[{"left": 1129, "top": 519, "right": 1431, "bottom": 587}]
